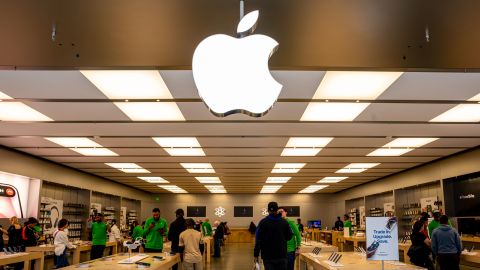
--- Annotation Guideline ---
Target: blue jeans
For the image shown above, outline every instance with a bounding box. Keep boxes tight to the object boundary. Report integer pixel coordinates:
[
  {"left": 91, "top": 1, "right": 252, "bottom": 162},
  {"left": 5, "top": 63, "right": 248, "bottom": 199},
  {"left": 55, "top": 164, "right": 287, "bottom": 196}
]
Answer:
[
  {"left": 214, "top": 238, "right": 221, "bottom": 257},
  {"left": 287, "top": 252, "right": 295, "bottom": 270},
  {"left": 56, "top": 248, "right": 69, "bottom": 268}
]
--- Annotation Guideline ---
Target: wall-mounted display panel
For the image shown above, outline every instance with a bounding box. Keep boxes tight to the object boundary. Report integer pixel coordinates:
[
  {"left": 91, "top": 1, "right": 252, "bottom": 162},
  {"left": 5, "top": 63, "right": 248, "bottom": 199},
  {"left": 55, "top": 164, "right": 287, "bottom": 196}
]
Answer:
[
  {"left": 234, "top": 206, "right": 253, "bottom": 217},
  {"left": 187, "top": 206, "right": 206, "bottom": 217}
]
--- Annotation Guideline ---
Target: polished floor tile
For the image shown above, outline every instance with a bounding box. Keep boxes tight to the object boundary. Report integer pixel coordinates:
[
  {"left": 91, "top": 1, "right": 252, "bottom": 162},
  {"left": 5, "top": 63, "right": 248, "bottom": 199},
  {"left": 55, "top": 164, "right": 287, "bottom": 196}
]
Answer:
[{"left": 205, "top": 243, "right": 256, "bottom": 270}]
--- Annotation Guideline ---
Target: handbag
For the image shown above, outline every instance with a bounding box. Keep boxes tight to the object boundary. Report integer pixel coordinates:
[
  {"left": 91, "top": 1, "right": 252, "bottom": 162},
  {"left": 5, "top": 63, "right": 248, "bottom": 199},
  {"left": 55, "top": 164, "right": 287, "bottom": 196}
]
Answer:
[
  {"left": 252, "top": 261, "right": 261, "bottom": 270},
  {"left": 407, "top": 245, "right": 424, "bottom": 262}
]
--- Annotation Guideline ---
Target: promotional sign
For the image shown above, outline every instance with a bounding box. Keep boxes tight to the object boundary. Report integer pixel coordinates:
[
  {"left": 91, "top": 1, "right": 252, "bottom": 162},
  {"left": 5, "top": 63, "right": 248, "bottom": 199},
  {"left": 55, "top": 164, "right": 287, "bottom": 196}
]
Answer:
[
  {"left": 365, "top": 217, "right": 399, "bottom": 261},
  {"left": 90, "top": 203, "right": 102, "bottom": 216},
  {"left": 420, "top": 197, "right": 438, "bottom": 216},
  {"left": 40, "top": 197, "right": 63, "bottom": 235},
  {"left": 0, "top": 171, "right": 40, "bottom": 218},
  {"left": 383, "top": 203, "right": 395, "bottom": 216},
  {"left": 359, "top": 206, "right": 366, "bottom": 228},
  {"left": 120, "top": 207, "right": 127, "bottom": 228}
]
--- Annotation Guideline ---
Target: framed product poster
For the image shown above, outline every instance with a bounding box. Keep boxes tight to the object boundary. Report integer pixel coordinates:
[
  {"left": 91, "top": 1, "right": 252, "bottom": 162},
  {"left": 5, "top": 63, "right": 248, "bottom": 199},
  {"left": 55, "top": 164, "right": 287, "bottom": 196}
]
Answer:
[
  {"left": 41, "top": 197, "right": 64, "bottom": 235},
  {"left": 234, "top": 206, "right": 253, "bottom": 217},
  {"left": 365, "top": 217, "right": 399, "bottom": 261}
]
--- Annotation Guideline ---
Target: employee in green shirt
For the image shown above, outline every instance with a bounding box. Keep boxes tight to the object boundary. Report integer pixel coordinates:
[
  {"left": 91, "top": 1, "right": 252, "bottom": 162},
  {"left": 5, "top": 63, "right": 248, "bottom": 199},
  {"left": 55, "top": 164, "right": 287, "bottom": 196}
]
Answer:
[
  {"left": 202, "top": 218, "right": 213, "bottom": 236},
  {"left": 143, "top": 208, "right": 168, "bottom": 252},
  {"left": 131, "top": 220, "right": 143, "bottom": 240},
  {"left": 343, "top": 214, "right": 353, "bottom": 236},
  {"left": 278, "top": 207, "right": 302, "bottom": 270},
  {"left": 90, "top": 213, "right": 108, "bottom": 260},
  {"left": 428, "top": 211, "right": 453, "bottom": 237}
]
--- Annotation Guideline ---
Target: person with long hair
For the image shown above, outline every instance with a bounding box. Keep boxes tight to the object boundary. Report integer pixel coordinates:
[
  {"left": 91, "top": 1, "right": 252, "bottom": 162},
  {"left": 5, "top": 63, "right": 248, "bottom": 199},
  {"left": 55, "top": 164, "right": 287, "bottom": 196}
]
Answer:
[
  {"left": 7, "top": 216, "right": 22, "bottom": 248},
  {"left": 408, "top": 220, "right": 434, "bottom": 270}
]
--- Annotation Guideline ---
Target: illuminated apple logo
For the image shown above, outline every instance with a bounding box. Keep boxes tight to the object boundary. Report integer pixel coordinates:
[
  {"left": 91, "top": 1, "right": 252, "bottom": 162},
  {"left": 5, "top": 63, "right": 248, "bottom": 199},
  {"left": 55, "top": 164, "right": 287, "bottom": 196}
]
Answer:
[{"left": 192, "top": 10, "right": 282, "bottom": 117}]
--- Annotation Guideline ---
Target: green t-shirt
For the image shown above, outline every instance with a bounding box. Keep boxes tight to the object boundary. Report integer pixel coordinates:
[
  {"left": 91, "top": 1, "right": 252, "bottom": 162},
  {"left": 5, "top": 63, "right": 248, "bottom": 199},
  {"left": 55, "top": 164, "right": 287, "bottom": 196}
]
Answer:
[
  {"left": 131, "top": 225, "right": 143, "bottom": 240},
  {"left": 91, "top": 221, "right": 107, "bottom": 246},
  {"left": 428, "top": 219, "right": 453, "bottom": 237},
  {"left": 286, "top": 218, "right": 302, "bottom": 252},
  {"left": 202, "top": 222, "right": 213, "bottom": 236},
  {"left": 143, "top": 217, "right": 168, "bottom": 250},
  {"left": 344, "top": 220, "right": 353, "bottom": 236}
]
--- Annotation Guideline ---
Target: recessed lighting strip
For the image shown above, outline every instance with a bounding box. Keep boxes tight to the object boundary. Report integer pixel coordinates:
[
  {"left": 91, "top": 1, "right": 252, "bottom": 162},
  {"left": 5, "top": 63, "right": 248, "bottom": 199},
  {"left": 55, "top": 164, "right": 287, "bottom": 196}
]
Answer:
[
  {"left": 260, "top": 185, "right": 282, "bottom": 193},
  {"left": 271, "top": 163, "right": 306, "bottom": 173},
  {"left": 281, "top": 137, "right": 333, "bottom": 156},
  {"left": 367, "top": 137, "right": 439, "bottom": 156},
  {"left": 105, "top": 163, "right": 150, "bottom": 173},
  {"left": 153, "top": 137, "right": 205, "bottom": 156},
  {"left": 205, "top": 185, "right": 227, "bottom": 193},
  {"left": 0, "top": 91, "right": 53, "bottom": 121},
  {"left": 45, "top": 137, "right": 118, "bottom": 156},
  {"left": 158, "top": 185, "right": 188, "bottom": 193},
  {"left": 181, "top": 163, "right": 216, "bottom": 173},
  {"left": 299, "top": 185, "right": 328, "bottom": 193},
  {"left": 335, "top": 163, "right": 380, "bottom": 174},
  {"left": 138, "top": 177, "right": 169, "bottom": 183}
]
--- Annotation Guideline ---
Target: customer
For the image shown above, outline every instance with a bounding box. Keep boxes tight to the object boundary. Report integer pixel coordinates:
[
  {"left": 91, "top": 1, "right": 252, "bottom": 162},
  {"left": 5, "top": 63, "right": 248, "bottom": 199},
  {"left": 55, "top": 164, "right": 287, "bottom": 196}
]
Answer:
[
  {"left": 248, "top": 221, "right": 257, "bottom": 235},
  {"left": 179, "top": 218, "right": 204, "bottom": 270},
  {"left": 278, "top": 206, "right": 302, "bottom": 270},
  {"left": 201, "top": 218, "right": 213, "bottom": 236},
  {"left": 108, "top": 219, "right": 122, "bottom": 244},
  {"left": 0, "top": 225, "right": 6, "bottom": 250},
  {"left": 168, "top": 209, "right": 187, "bottom": 270},
  {"left": 254, "top": 202, "right": 293, "bottom": 270},
  {"left": 334, "top": 216, "right": 344, "bottom": 231},
  {"left": 54, "top": 219, "right": 77, "bottom": 268},
  {"left": 7, "top": 216, "right": 22, "bottom": 248},
  {"left": 431, "top": 215, "right": 462, "bottom": 270},
  {"left": 408, "top": 221, "right": 433, "bottom": 270},
  {"left": 22, "top": 217, "right": 39, "bottom": 247},
  {"left": 428, "top": 211, "right": 453, "bottom": 238},
  {"left": 343, "top": 215, "right": 352, "bottom": 236},
  {"left": 213, "top": 221, "right": 224, "bottom": 257},
  {"left": 90, "top": 213, "right": 107, "bottom": 260},
  {"left": 296, "top": 219, "right": 304, "bottom": 234},
  {"left": 419, "top": 213, "right": 430, "bottom": 238},
  {"left": 143, "top": 208, "right": 168, "bottom": 252}
]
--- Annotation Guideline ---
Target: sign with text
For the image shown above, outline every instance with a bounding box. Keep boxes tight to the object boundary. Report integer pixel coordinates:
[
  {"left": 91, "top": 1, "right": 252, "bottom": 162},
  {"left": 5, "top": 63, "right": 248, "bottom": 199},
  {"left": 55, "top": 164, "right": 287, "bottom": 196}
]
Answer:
[{"left": 365, "top": 217, "right": 399, "bottom": 261}]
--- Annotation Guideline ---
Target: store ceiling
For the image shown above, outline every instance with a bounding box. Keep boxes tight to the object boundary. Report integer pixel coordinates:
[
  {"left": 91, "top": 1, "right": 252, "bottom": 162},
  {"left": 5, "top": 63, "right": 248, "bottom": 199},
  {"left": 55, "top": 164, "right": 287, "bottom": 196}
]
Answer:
[{"left": 0, "top": 70, "right": 479, "bottom": 194}]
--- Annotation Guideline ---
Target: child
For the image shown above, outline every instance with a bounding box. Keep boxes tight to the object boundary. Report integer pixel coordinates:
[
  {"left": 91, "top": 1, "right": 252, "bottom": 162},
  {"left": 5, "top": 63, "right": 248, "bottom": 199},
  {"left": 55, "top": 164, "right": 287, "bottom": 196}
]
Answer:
[{"left": 54, "top": 219, "right": 76, "bottom": 268}]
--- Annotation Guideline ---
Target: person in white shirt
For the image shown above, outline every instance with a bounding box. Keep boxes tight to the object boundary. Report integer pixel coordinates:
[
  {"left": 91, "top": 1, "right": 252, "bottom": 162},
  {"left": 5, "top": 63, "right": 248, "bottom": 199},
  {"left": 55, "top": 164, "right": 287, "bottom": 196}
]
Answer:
[
  {"left": 179, "top": 218, "right": 204, "bottom": 270},
  {"left": 108, "top": 219, "right": 122, "bottom": 243},
  {"left": 54, "top": 219, "right": 76, "bottom": 268}
]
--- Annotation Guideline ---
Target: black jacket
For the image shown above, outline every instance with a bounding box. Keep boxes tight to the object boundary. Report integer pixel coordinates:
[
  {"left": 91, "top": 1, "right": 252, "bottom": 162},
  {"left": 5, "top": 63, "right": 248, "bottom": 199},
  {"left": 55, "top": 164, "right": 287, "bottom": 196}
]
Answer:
[
  {"left": 22, "top": 226, "right": 37, "bottom": 247},
  {"left": 168, "top": 216, "right": 186, "bottom": 252},
  {"left": 214, "top": 223, "right": 225, "bottom": 240},
  {"left": 254, "top": 214, "right": 293, "bottom": 260}
]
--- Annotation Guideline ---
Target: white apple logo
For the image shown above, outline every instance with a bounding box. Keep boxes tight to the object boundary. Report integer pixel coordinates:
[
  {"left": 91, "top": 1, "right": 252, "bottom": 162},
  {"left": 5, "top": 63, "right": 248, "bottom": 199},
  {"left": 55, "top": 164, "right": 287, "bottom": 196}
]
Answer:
[{"left": 192, "top": 10, "right": 282, "bottom": 117}]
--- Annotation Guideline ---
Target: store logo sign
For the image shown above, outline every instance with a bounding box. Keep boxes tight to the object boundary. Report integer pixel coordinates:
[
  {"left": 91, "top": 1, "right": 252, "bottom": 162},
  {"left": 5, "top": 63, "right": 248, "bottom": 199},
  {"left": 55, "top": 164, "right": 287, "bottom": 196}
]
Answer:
[{"left": 459, "top": 194, "right": 475, "bottom": 200}]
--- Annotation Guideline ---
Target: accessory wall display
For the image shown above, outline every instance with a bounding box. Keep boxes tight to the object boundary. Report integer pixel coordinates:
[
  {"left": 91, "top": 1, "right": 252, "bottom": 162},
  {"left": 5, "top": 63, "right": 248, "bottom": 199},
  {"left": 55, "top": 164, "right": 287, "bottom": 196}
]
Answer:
[
  {"left": 40, "top": 197, "right": 63, "bottom": 235},
  {"left": 420, "top": 197, "right": 439, "bottom": 216},
  {"left": 383, "top": 202, "right": 395, "bottom": 217}
]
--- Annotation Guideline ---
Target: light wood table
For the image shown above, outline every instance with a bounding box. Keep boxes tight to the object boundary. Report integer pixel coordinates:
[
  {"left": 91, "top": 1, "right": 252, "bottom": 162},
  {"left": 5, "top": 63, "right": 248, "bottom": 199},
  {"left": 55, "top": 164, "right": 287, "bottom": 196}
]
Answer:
[
  {"left": 225, "top": 228, "right": 253, "bottom": 243},
  {"left": 0, "top": 252, "right": 44, "bottom": 270},
  {"left": 62, "top": 253, "right": 180, "bottom": 270},
  {"left": 340, "top": 236, "right": 366, "bottom": 251},
  {"left": 296, "top": 241, "right": 338, "bottom": 270},
  {"left": 311, "top": 229, "right": 321, "bottom": 242},
  {"left": 461, "top": 252, "right": 480, "bottom": 267},
  {"left": 299, "top": 252, "right": 426, "bottom": 270},
  {"left": 318, "top": 230, "right": 333, "bottom": 244},
  {"left": 203, "top": 236, "right": 212, "bottom": 263},
  {"left": 398, "top": 242, "right": 412, "bottom": 264}
]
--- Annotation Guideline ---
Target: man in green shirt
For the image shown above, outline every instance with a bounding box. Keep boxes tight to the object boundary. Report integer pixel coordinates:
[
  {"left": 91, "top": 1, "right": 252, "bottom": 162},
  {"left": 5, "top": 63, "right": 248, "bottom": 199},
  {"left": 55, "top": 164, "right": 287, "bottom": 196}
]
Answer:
[
  {"left": 202, "top": 218, "right": 213, "bottom": 236},
  {"left": 143, "top": 208, "right": 168, "bottom": 252},
  {"left": 428, "top": 211, "right": 453, "bottom": 237},
  {"left": 131, "top": 220, "right": 143, "bottom": 240},
  {"left": 90, "top": 213, "right": 108, "bottom": 260},
  {"left": 278, "top": 207, "right": 302, "bottom": 270},
  {"left": 343, "top": 214, "right": 352, "bottom": 236}
]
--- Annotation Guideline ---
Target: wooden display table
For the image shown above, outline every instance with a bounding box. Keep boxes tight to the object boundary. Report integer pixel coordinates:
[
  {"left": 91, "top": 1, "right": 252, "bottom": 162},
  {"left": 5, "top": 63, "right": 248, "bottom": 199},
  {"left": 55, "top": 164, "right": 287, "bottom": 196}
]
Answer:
[
  {"left": 461, "top": 252, "right": 480, "bottom": 267},
  {"left": 226, "top": 228, "right": 253, "bottom": 243},
  {"left": 398, "top": 242, "right": 412, "bottom": 264},
  {"left": 340, "top": 236, "right": 366, "bottom": 251},
  {"left": 299, "top": 252, "right": 426, "bottom": 270},
  {"left": 0, "top": 252, "right": 44, "bottom": 270},
  {"left": 299, "top": 241, "right": 338, "bottom": 254},
  {"left": 26, "top": 241, "right": 118, "bottom": 265},
  {"left": 462, "top": 236, "right": 480, "bottom": 244},
  {"left": 203, "top": 236, "right": 212, "bottom": 263},
  {"left": 62, "top": 253, "right": 180, "bottom": 270},
  {"left": 311, "top": 229, "right": 321, "bottom": 242}
]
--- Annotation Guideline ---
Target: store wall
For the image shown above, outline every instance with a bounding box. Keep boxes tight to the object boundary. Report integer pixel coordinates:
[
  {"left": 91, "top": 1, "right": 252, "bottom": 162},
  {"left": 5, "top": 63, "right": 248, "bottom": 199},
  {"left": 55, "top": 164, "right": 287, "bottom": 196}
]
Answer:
[
  {"left": 337, "top": 147, "right": 480, "bottom": 204},
  {"left": 0, "top": 146, "right": 151, "bottom": 201},
  {"left": 142, "top": 194, "right": 342, "bottom": 228}
]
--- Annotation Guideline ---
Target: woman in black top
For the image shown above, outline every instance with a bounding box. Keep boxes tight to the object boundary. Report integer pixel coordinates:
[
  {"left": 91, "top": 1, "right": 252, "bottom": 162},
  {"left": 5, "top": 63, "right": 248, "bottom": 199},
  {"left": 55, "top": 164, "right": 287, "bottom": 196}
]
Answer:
[
  {"left": 7, "top": 216, "right": 22, "bottom": 248},
  {"left": 408, "top": 220, "right": 434, "bottom": 270}
]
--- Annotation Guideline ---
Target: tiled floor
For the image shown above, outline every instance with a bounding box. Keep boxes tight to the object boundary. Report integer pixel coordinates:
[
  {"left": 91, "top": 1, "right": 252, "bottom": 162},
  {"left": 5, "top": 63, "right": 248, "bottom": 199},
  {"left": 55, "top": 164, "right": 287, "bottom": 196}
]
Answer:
[{"left": 205, "top": 243, "right": 256, "bottom": 270}]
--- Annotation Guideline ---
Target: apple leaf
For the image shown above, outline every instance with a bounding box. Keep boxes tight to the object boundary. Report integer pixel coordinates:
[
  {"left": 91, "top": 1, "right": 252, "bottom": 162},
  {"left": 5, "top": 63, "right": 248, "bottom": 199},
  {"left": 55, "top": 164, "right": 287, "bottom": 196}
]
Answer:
[{"left": 237, "top": 10, "right": 259, "bottom": 37}]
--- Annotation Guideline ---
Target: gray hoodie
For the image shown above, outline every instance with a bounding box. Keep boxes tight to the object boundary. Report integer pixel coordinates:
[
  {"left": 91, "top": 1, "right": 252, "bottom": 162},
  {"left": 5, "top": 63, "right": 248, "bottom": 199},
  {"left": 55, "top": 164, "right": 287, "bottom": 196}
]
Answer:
[{"left": 431, "top": 224, "right": 462, "bottom": 256}]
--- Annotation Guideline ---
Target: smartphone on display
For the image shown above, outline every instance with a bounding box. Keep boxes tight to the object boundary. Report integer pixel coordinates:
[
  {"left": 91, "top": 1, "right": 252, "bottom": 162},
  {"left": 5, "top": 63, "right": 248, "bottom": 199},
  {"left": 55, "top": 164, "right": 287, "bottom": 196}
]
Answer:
[
  {"left": 0, "top": 184, "right": 23, "bottom": 218},
  {"left": 135, "top": 262, "right": 151, "bottom": 266}
]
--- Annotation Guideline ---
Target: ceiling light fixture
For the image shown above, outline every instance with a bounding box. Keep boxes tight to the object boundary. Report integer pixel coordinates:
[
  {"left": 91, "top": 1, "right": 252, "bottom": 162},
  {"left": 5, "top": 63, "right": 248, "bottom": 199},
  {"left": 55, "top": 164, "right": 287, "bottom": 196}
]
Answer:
[
  {"left": 266, "top": 177, "right": 291, "bottom": 184},
  {"left": 318, "top": 177, "right": 348, "bottom": 183},
  {"left": 430, "top": 104, "right": 480, "bottom": 122},
  {"left": 153, "top": 137, "right": 205, "bottom": 156},
  {"left": 301, "top": 102, "right": 370, "bottom": 121},
  {"left": 368, "top": 137, "right": 439, "bottom": 156},
  {"left": 335, "top": 163, "right": 380, "bottom": 173},
  {"left": 138, "top": 177, "right": 170, "bottom": 183},
  {"left": 367, "top": 148, "right": 413, "bottom": 157},
  {"left": 260, "top": 185, "right": 282, "bottom": 193},
  {"left": 196, "top": 177, "right": 222, "bottom": 184},
  {"left": 70, "top": 148, "right": 118, "bottom": 156},
  {"left": 114, "top": 102, "right": 185, "bottom": 121},
  {"left": 299, "top": 185, "right": 328, "bottom": 193},
  {"left": 158, "top": 185, "right": 188, "bottom": 193},
  {"left": 271, "top": 163, "right": 306, "bottom": 173},
  {"left": 281, "top": 137, "right": 333, "bottom": 156},
  {"left": 0, "top": 92, "right": 52, "bottom": 121},
  {"left": 45, "top": 137, "right": 101, "bottom": 148},
  {"left": 105, "top": 163, "right": 150, "bottom": 173},
  {"left": 205, "top": 185, "right": 227, "bottom": 193},
  {"left": 181, "top": 163, "right": 216, "bottom": 174}
]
